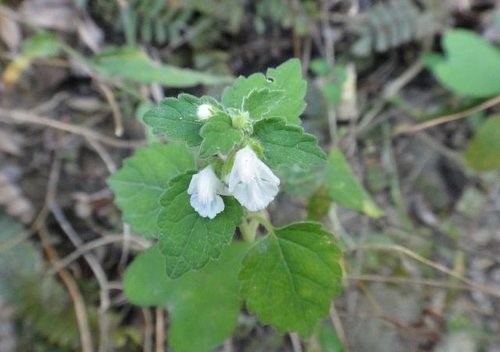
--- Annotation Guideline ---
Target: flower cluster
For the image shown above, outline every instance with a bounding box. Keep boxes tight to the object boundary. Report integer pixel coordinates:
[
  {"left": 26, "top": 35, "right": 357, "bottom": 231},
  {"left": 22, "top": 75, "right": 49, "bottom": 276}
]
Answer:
[{"left": 188, "top": 145, "right": 280, "bottom": 218}]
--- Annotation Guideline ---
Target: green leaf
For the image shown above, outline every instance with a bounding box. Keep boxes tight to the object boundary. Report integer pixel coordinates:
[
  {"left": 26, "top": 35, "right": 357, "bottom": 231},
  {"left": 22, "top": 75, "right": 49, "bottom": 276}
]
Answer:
[
  {"left": 252, "top": 117, "right": 326, "bottom": 177},
  {"left": 0, "top": 212, "right": 81, "bottom": 348},
  {"left": 222, "top": 59, "right": 307, "bottom": 124},
  {"left": 108, "top": 143, "right": 194, "bottom": 238},
  {"left": 464, "top": 116, "right": 500, "bottom": 171},
  {"left": 158, "top": 173, "right": 244, "bottom": 278},
  {"left": 317, "top": 323, "right": 344, "bottom": 352},
  {"left": 124, "top": 243, "right": 249, "bottom": 352},
  {"left": 143, "top": 94, "right": 213, "bottom": 146},
  {"left": 424, "top": 30, "right": 500, "bottom": 97},
  {"left": 3, "top": 31, "right": 61, "bottom": 85},
  {"left": 242, "top": 88, "right": 285, "bottom": 120},
  {"left": 307, "top": 184, "right": 332, "bottom": 221},
  {"left": 0, "top": 213, "right": 41, "bottom": 298},
  {"left": 199, "top": 113, "right": 244, "bottom": 158},
  {"left": 326, "top": 148, "right": 383, "bottom": 218},
  {"left": 239, "top": 222, "right": 342, "bottom": 336},
  {"left": 92, "top": 47, "right": 233, "bottom": 87},
  {"left": 22, "top": 31, "right": 60, "bottom": 58},
  {"left": 310, "top": 58, "right": 331, "bottom": 76}
]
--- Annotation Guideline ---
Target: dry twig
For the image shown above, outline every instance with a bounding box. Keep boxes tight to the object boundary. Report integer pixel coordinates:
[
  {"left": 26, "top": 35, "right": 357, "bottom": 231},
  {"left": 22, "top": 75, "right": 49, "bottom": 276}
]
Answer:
[
  {"left": 50, "top": 203, "right": 111, "bottom": 352},
  {"left": 0, "top": 108, "right": 144, "bottom": 148},
  {"left": 155, "top": 308, "right": 165, "bottom": 352},
  {"left": 38, "top": 158, "right": 94, "bottom": 352},
  {"left": 394, "top": 95, "right": 500, "bottom": 135},
  {"left": 346, "top": 244, "right": 500, "bottom": 299}
]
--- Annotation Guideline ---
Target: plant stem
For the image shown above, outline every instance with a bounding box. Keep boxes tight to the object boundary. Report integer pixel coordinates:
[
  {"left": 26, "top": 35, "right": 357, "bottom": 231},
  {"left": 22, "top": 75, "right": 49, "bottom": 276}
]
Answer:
[
  {"left": 239, "top": 212, "right": 275, "bottom": 242},
  {"left": 247, "top": 213, "right": 274, "bottom": 234},
  {"left": 239, "top": 219, "right": 256, "bottom": 243}
]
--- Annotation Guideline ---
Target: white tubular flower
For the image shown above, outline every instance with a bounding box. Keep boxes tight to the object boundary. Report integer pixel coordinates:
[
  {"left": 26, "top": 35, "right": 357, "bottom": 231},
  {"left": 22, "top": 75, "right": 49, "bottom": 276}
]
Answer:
[
  {"left": 188, "top": 165, "right": 225, "bottom": 219},
  {"left": 228, "top": 146, "right": 280, "bottom": 211},
  {"left": 196, "top": 104, "right": 214, "bottom": 120}
]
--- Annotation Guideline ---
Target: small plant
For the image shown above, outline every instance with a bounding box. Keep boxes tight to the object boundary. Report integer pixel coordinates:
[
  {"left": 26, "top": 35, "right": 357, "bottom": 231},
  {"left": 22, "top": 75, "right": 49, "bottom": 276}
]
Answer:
[{"left": 109, "top": 59, "right": 343, "bottom": 351}]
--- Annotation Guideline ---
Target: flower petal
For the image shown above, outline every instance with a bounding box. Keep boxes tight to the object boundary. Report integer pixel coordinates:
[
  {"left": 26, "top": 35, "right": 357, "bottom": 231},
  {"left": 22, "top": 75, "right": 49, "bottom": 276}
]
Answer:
[
  {"left": 190, "top": 193, "right": 224, "bottom": 219},
  {"left": 227, "top": 146, "right": 280, "bottom": 211},
  {"left": 188, "top": 165, "right": 225, "bottom": 218}
]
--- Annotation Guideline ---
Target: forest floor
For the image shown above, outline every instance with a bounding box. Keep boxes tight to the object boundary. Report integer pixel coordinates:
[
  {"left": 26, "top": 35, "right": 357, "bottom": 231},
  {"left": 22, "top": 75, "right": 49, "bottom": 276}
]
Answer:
[{"left": 0, "top": 0, "right": 499, "bottom": 351}]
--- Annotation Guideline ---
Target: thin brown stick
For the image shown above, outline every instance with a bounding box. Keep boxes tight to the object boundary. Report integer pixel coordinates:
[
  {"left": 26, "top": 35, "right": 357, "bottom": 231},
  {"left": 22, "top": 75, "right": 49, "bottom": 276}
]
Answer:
[
  {"left": 155, "top": 308, "right": 165, "bottom": 352},
  {"left": 357, "top": 60, "right": 425, "bottom": 132},
  {"left": 95, "top": 81, "right": 124, "bottom": 137},
  {"left": 394, "top": 95, "right": 500, "bottom": 135},
  {"left": 38, "top": 158, "right": 94, "bottom": 352},
  {"left": 85, "top": 137, "right": 117, "bottom": 173},
  {"left": 50, "top": 202, "right": 111, "bottom": 352},
  {"left": 47, "top": 235, "right": 148, "bottom": 275},
  {"left": 38, "top": 224, "right": 94, "bottom": 352},
  {"left": 346, "top": 244, "right": 500, "bottom": 299},
  {"left": 142, "top": 308, "right": 154, "bottom": 352},
  {"left": 0, "top": 108, "right": 144, "bottom": 148},
  {"left": 348, "top": 274, "right": 489, "bottom": 292},
  {"left": 289, "top": 332, "right": 303, "bottom": 352}
]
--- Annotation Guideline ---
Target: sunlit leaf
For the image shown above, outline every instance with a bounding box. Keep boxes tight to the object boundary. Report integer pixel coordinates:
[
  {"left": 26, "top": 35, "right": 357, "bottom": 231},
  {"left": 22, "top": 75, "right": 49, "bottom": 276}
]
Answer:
[
  {"left": 252, "top": 117, "right": 326, "bottom": 181},
  {"left": 222, "top": 59, "right": 307, "bottom": 125},
  {"left": 157, "top": 173, "right": 243, "bottom": 278},
  {"left": 240, "top": 222, "right": 342, "bottom": 336}
]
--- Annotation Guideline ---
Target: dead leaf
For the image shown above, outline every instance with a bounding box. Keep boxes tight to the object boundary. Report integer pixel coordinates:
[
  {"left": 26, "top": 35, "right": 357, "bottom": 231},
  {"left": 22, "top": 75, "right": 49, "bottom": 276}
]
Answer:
[
  {"left": 77, "top": 15, "right": 103, "bottom": 53},
  {"left": 2, "top": 56, "right": 30, "bottom": 87},
  {"left": 337, "top": 63, "right": 358, "bottom": 121},
  {"left": 0, "top": 14, "right": 21, "bottom": 52},
  {"left": 19, "top": 0, "right": 78, "bottom": 32}
]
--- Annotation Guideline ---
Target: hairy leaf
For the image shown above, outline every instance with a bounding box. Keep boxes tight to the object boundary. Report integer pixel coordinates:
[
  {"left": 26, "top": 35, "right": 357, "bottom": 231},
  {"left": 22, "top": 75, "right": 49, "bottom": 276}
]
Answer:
[
  {"left": 158, "top": 173, "right": 243, "bottom": 278},
  {"left": 108, "top": 143, "right": 194, "bottom": 238},
  {"left": 143, "top": 94, "right": 216, "bottom": 146},
  {"left": 242, "top": 88, "right": 285, "bottom": 120},
  {"left": 199, "top": 113, "right": 244, "bottom": 158},
  {"left": 253, "top": 117, "right": 326, "bottom": 176},
  {"left": 222, "top": 59, "right": 307, "bottom": 124},
  {"left": 124, "top": 243, "right": 249, "bottom": 352},
  {"left": 239, "top": 222, "right": 342, "bottom": 336}
]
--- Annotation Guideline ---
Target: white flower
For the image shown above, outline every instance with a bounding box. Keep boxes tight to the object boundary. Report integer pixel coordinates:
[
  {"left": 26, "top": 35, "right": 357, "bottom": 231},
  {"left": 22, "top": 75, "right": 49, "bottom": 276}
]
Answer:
[
  {"left": 196, "top": 104, "right": 214, "bottom": 120},
  {"left": 228, "top": 146, "right": 280, "bottom": 211},
  {"left": 188, "top": 165, "right": 225, "bottom": 219}
]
